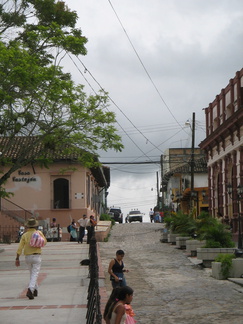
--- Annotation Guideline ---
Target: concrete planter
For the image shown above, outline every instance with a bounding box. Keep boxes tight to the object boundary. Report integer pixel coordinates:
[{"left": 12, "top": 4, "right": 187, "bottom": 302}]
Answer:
[
  {"left": 212, "top": 259, "right": 243, "bottom": 280},
  {"left": 186, "top": 240, "right": 206, "bottom": 257},
  {"left": 161, "top": 231, "right": 168, "bottom": 243},
  {"left": 197, "top": 248, "right": 236, "bottom": 268},
  {"left": 95, "top": 221, "right": 111, "bottom": 242},
  {"left": 167, "top": 233, "right": 181, "bottom": 245},
  {"left": 176, "top": 236, "right": 191, "bottom": 249},
  {"left": 160, "top": 228, "right": 169, "bottom": 243},
  {"left": 231, "top": 259, "right": 243, "bottom": 277}
]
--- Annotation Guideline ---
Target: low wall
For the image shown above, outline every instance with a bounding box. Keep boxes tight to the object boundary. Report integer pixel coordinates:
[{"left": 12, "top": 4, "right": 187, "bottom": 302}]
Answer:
[
  {"left": 197, "top": 248, "right": 236, "bottom": 268},
  {"left": 186, "top": 240, "right": 206, "bottom": 256},
  {"left": 168, "top": 233, "right": 181, "bottom": 244},
  {"left": 95, "top": 221, "right": 112, "bottom": 242},
  {"left": 176, "top": 237, "right": 190, "bottom": 249},
  {"left": 212, "top": 259, "right": 243, "bottom": 279}
]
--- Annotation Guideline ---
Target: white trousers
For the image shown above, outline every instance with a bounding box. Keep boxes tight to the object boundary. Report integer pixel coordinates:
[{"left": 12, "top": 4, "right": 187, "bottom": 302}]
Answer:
[{"left": 25, "top": 254, "right": 42, "bottom": 292}]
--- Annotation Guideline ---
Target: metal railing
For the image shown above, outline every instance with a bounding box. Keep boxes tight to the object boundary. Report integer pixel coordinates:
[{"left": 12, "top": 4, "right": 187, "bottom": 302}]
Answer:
[
  {"left": 0, "top": 198, "right": 33, "bottom": 223},
  {"left": 86, "top": 235, "right": 102, "bottom": 324},
  {"left": 0, "top": 225, "right": 20, "bottom": 243}
]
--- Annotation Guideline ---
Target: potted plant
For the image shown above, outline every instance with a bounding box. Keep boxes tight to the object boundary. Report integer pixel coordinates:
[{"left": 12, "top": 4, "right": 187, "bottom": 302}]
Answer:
[
  {"left": 212, "top": 254, "right": 235, "bottom": 279},
  {"left": 196, "top": 217, "right": 236, "bottom": 267},
  {"left": 164, "top": 212, "right": 196, "bottom": 245}
]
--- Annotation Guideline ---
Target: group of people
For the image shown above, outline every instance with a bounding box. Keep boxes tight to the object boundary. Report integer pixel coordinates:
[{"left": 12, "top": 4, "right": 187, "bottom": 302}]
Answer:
[
  {"left": 69, "top": 215, "right": 97, "bottom": 244},
  {"left": 15, "top": 217, "right": 135, "bottom": 323},
  {"left": 104, "top": 249, "right": 136, "bottom": 324},
  {"left": 149, "top": 208, "right": 164, "bottom": 223}
]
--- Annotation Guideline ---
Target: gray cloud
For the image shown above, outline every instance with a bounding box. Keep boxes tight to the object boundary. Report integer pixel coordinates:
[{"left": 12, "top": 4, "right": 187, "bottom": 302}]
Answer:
[{"left": 65, "top": 0, "right": 243, "bottom": 215}]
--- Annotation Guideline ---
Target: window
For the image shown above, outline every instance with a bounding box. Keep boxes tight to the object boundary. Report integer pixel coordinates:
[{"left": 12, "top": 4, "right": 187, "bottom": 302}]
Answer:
[{"left": 53, "top": 178, "right": 69, "bottom": 209}]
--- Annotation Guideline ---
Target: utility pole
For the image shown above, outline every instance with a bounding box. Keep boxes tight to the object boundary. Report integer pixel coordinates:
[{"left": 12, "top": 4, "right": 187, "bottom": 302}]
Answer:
[
  {"left": 160, "top": 154, "right": 164, "bottom": 210},
  {"left": 190, "top": 112, "right": 196, "bottom": 214},
  {"left": 157, "top": 171, "right": 160, "bottom": 210},
  {"left": 191, "top": 112, "right": 195, "bottom": 192}
]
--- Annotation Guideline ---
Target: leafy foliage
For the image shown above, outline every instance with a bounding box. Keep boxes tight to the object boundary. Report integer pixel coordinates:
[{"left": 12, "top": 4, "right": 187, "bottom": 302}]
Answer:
[
  {"left": 201, "top": 223, "right": 235, "bottom": 248},
  {"left": 0, "top": 0, "right": 124, "bottom": 196},
  {"left": 214, "top": 254, "right": 235, "bottom": 279},
  {"left": 164, "top": 211, "right": 235, "bottom": 248},
  {"left": 100, "top": 213, "right": 115, "bottom": 225},
  {"left": 196, "top": 214, "right": 235, "bottom": 248},
  {"left": 164, "top": 212, "right": 197, "bottom": 236}
]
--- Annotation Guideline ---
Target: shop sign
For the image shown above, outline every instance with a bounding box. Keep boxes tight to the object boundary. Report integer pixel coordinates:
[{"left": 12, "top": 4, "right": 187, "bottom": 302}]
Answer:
[{"left": 12, "top": 170, "right": 37, "bottom": 183}]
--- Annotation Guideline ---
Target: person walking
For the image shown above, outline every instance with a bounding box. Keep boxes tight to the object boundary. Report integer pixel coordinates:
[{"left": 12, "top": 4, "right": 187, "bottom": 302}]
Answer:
[
  {"left": 154, "top": 211, "right": 161, "bottom": 223},
  {"left": 149, "top": 208, "right": 154, "bottom": 223},
  {"left": 108, "top": 250, "right": 129, "bottom": 288},
  {"left": 50, "top": 217, "right": 57, "bottom": 228},
  {"left": 15, "top": 218, "right": 47, "bottom": 300},
  {"left": 86, "top": 215, "right": 97, "bottom": 244},
  {"left": 69, "top": 219, "right": 78, "bottom": 241},
  {"left": 104, "top": 287, "right": 136, "bottom": 324},
  {"left": 104, "top": 287, "right": 121, "bottom": 323},
  {"left": 106, "top": 286, "right": 134, "bottom": 324},
  {"left": 77, "top": 214, "right": 88, "bottom": 243}
]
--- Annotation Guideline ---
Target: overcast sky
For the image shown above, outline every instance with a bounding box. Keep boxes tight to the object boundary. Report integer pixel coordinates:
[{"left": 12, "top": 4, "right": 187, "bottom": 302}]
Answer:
[{"left": 64, "top": 0, "right": 243, "bottom": 219}]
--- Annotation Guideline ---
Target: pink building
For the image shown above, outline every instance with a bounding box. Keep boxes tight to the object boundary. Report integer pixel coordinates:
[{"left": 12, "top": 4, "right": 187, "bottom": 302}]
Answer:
[
  {"left": 200, "top": 68, "right": 243, "bottom": 238},
  {"left": 0, "top": 137, "right": 110, "bottom": 240}
]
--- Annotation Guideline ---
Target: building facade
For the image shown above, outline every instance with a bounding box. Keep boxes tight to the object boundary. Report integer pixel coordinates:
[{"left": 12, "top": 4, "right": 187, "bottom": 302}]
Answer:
[
  {"left": 161, "top": 148, "right": 208, "bottom": 216},
  {"left": 0, "top": 138, "right": 110, "bottom": 239},
  {"left": 200, "top": 68, "right": 243, "bottom": 235}
]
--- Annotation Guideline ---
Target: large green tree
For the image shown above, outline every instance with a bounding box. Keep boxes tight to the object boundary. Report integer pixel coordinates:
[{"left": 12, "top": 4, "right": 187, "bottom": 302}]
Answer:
[{"left": 0, "top": 0, "right": 123, "bottom": 195}]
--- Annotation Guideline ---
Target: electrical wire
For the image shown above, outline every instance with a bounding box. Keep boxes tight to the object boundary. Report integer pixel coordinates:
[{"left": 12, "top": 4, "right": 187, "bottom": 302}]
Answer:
[
  {"left": 67, "top": 53, "right": 164, "bottom": 161},
  {"left": 107, "top": 0, "right": 185, "bottom": 131}
]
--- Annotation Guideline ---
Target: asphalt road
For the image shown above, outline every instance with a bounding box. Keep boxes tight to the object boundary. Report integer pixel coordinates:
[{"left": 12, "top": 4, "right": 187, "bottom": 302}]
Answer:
[{"left": 99, "top": 222, "right": 243, "bottom": 324}]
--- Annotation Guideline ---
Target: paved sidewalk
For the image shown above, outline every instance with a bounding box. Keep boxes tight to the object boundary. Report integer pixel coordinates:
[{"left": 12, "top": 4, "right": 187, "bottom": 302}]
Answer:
[{"left": 0, "top": 241, "right": 94, "bottom": 324}]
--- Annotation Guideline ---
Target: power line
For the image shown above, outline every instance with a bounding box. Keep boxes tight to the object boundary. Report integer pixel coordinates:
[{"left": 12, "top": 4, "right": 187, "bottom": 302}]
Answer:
[
  {"left": 101, "top": 161, "right": 160, "bottom": 164},
  {"left": 67, "top": 52, "right": 164, "bottom": 161},
  {"left": 107, "top": 0, "right": 185, "bottom": 131}
]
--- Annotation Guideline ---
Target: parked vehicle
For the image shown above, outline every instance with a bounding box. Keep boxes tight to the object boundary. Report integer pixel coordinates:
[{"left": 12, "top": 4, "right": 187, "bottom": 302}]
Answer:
[
  {"left": 108, "top": 207, "right": 123, "bottom": 223},
  {"left": 126, "top": 210, "right": 144, "bottom": 223}
]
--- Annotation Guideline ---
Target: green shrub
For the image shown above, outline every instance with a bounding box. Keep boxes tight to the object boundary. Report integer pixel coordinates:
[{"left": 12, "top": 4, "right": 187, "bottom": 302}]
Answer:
[
  {"left": 215, "top": 254, "right": 235, "bottom": 279},
  {"left": 201, "top": 221, "right": 235, "bottom": 248},
  {"left": 204, "top": 240, "right": 221, "bottom": 248},
  {"left": 163, "top": 216, "right": 173, "bottom": 229},
  {"left": 100, "top": 213, "right": 115, "bottom": 225},
  {"left": 195, "top": 213, "right": 235, "bottom": 248},
  {"left": 164, "top": 212, "right": 196, "bottom": 236}
]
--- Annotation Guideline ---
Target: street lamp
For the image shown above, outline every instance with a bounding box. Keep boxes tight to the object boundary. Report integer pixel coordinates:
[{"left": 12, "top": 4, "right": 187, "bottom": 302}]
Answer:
[
  {"left": 227, "top": 183, "right": 243, "bottom": 251},
  {"left": 191, "top": 190, "right": 198, "bottom": 217},
  {"left": 176, "top": 192, "right": 183, "bottom": 211}
]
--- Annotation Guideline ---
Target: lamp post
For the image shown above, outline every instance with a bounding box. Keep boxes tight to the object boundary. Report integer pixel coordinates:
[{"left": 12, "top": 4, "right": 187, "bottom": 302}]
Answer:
[
  {"left": 171, "top": 193, "right": 175, "bottom": 212},
  {"left": 191, "top": 190, "right": 198, "bottom": 217},
  {"left": 227, "top": 183, "right": 243, "bottom": 250},
  {"left": 176, "top": 192, "right": 183, "bottom": 211}
]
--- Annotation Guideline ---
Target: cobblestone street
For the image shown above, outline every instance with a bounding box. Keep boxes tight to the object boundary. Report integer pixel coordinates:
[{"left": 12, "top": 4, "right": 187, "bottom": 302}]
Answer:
[{"left": 99, "top": 223, "right": 243, "bottom": 324}]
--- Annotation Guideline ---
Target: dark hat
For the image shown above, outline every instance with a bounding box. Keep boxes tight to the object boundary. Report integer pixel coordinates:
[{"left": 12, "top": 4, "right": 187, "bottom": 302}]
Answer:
[{"left": 25, "top": 218, "right": 38, "bottom": 228}]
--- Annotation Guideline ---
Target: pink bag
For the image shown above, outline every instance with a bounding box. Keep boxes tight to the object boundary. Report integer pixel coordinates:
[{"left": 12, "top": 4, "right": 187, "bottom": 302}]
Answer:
[
  {"left": 30, "top": 231, "right": 45, "bottom": 248},
  {"left": 126, "top": 315, "right": 136, "bottom": 324},
  {"left": 125, "top": 304, "right": 136, "bottom": 324}
]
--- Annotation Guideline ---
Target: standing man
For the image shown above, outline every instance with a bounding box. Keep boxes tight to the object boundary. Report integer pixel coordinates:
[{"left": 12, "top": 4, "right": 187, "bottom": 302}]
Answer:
[
  {"left": 86, "top": 215, "right": 97, "bottom": 244},
  {"left": 77, "top": 214, "right": 88, "bottom": 243},
  {"left": 149, "top": 208, "right": 154, "bottom": 223},
  {"left": 15, "top": 218, "right": 47, "bottom": 300}
]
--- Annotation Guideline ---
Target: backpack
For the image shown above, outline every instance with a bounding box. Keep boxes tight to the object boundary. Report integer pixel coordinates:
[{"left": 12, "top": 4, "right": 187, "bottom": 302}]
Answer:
[
  {"left": 30, "top": 231, "right": 45, "bottom": 248},
  {"left": 67, "top": 224, "right": 71, "bottom": 233}
]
